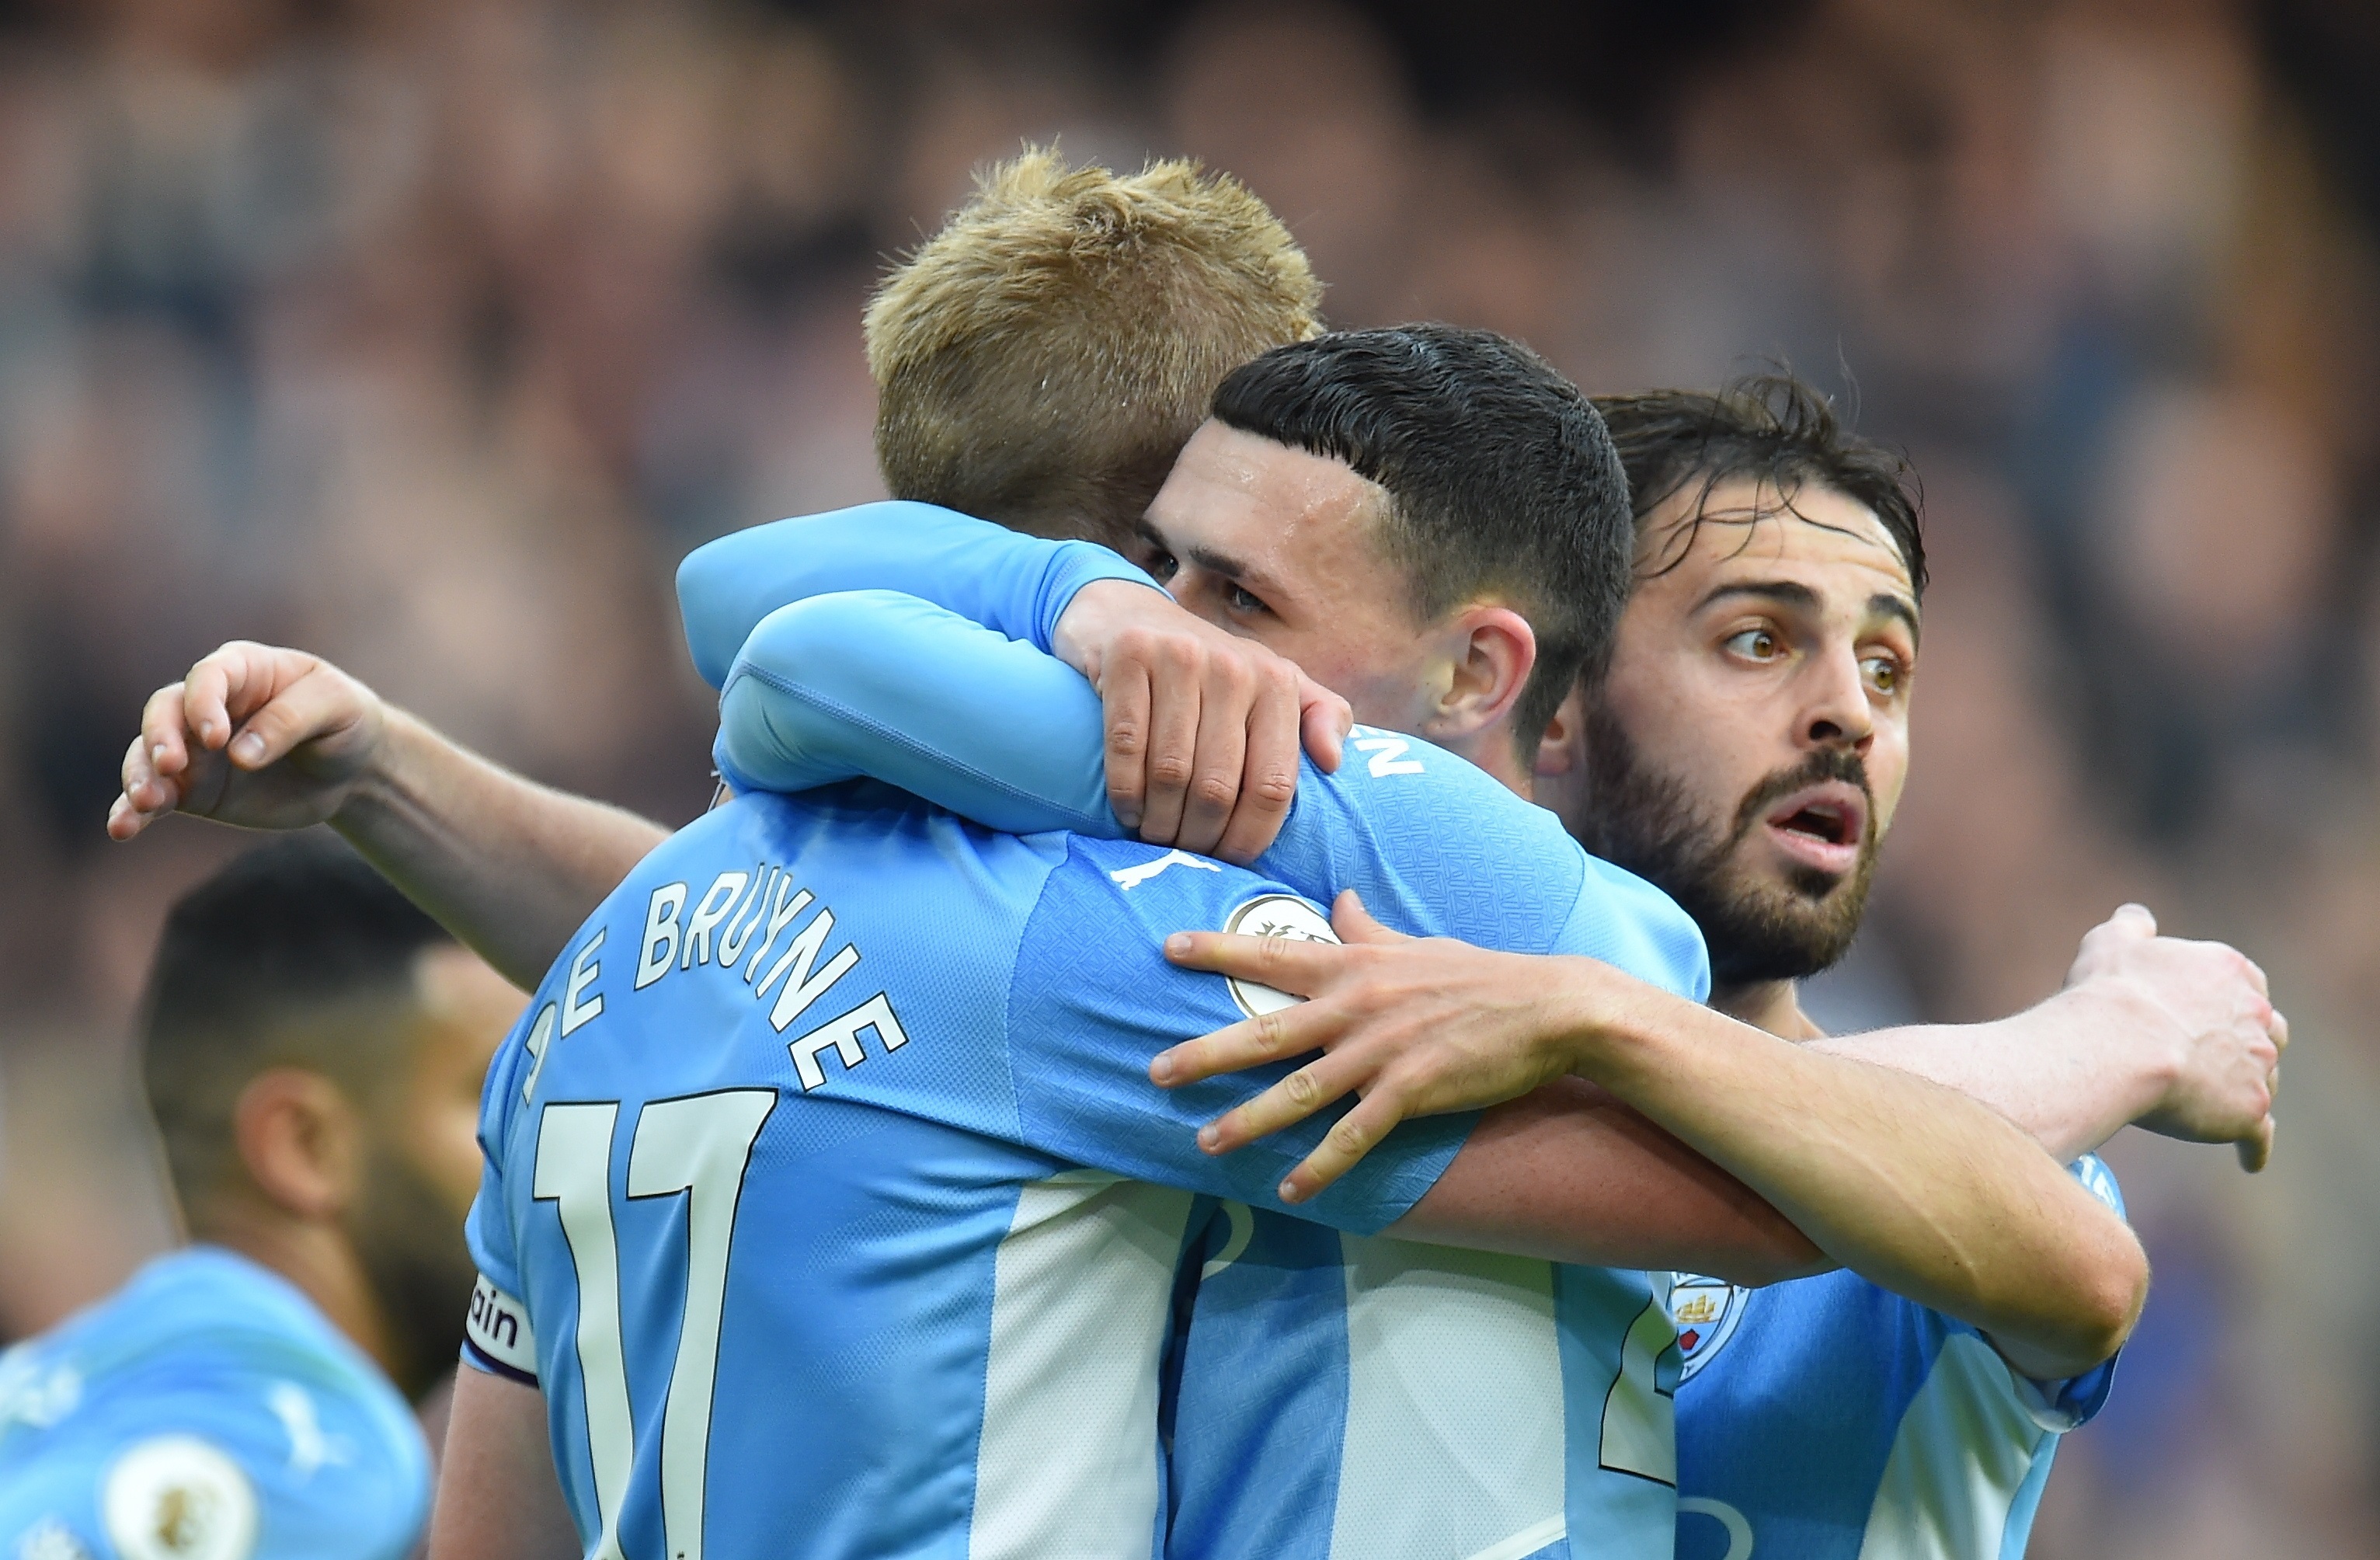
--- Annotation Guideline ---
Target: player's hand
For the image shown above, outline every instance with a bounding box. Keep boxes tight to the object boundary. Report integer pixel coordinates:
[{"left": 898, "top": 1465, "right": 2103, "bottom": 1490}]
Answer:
[
  {"left": 1052, "top": 580, "right": 1351, "bottom": 865},
  {"left": 2065, "top": 904, "right": 2285, "bottom": 1172},
  {"left": 1151, "top": 891, "right": 1581, "bottom": 1202},
  {"left": 108, "top": 642, "right": 388, "bottom": 841}
]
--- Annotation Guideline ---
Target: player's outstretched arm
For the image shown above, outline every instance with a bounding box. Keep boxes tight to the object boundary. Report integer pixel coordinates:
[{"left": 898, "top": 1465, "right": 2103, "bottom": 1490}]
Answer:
[
  {"left": 719, "top": 587, "right": 1348, "bottom": 861},
  {"left": 1160, "top": 896, "right": 2148, "bottom": 1379},
  {"left": 1811, "top": 904, "right": 2284, "bottom": 1171},
  {"left": 683, "top": 504, "right": 1348, "bottom": 861},
  {"left": 110, "top": 642, "right": 667, "bottom": 990},
  {"left": 426, "top": 1367, "right": 579, "bottom": 1560},
  {"left": 720, "top": 592, "right": 1120, "bottom": 833}
]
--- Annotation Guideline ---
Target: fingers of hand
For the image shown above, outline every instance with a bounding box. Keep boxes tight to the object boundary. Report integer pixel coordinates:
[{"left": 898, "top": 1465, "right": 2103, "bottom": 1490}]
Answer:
[
  {"left": 1102, "top": 661, "right": 1154, "bottom": 832},
  {"left": 224, "top": 664, "right": 355, "bottom": 771},
  {"left": 1280, "top": 1092, "right": 1404, "bottom": 1202},
  {"left": 1136, "top": 643, "right": 1207, "bottom": 845},
  {"left": 1174, "top": 659, "right": 1258, "bottom": 856},
  {"left": 139, "top": 683, "right": 193, "bottom": 778},
  {"left": 2112, "top": 902, "right": 2157, "bottom": 935},
  {"left": 2237, "top": 1116, "right": 2274, "bottom": 1173},
  {"left": 1298, "top": 680, "right": 1352, "bottom": 774},
  {"left": 1151, "top": 1002, "right": 1323, "bottom": 1088},
  {"left": 120, "top": 732, "right": 168, "bottom": 816},
  {"left": 1165, "top": 928, "right": 1339, "bottom": 998},
  {"left": 1214, "top": 671, "right": 1300, "bottom": 865},
  {"left": 186, "top": 644, "right": 274, "bottom": 747},
  {"left": 1199, "top": 1057, "right": 1354, "bottom": 1164},
  {"left": 1331, "top": 890, "right": 1411, "bottom": 946}
]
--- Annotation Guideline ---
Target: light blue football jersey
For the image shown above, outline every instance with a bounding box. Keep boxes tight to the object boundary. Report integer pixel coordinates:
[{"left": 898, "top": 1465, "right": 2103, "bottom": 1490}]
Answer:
[
  {"left": 673, "top": 506, "right": 1716, "bottom": 1559},
  {"left": 0, "top": 1247, "right": 430, "bottom": 1560},
  {"left": 1672, "top": 1155, "right": 2127, "bottom": 1560},
  {"left": 468, "top": 785, "right": 1477, "bottom": 1559}
]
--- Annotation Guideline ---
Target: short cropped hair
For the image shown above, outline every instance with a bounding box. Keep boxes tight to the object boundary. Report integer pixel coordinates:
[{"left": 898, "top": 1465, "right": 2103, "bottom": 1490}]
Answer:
[
  {"left": 139, "top": 836, "right": 454, "bottom": 1207},
  {"left": 868, "top": 147, "right": 1324, "bottom": 548},
  {"left": 1212, "top": 325, "right": 1632, "bottom": 754},
  {"left": 1592, "top": 375, "right": 1927, "bottom": 601}
]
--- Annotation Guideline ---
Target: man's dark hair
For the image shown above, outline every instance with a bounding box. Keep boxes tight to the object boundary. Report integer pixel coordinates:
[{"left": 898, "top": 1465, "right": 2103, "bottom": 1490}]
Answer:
[
  {"left": 139, "top": 834, "right": 454, "bottom": 1208},
  {"left": 1591, "top": 375, "right": 1926, "bottom": 603},
  {"left": 1213, "top": 324, "right": 1632, "bottom": 754}
]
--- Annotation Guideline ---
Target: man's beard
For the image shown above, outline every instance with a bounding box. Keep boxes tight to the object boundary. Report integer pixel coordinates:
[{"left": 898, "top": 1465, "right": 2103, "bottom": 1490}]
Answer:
[
  {"left": 1571, "top": 700, "right": 1881, "bottom": 989},
  {"left": 346, "top": 1146, "right": 480, "bottom": 1400}
]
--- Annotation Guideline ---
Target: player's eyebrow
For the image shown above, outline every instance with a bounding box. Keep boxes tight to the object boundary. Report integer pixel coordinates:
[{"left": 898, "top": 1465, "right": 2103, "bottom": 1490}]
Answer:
[
  {"left": 1693, "top": 580, "right": 1920, "bottom": 640},
  {"left": 1693, "top": 580, "right": 1822, "bottom": 615},
  {"left": 1867, "top": 591, "right": 1920, "bottom": 639},
  {"left": 1184, "top": 541, "right": 1290, "bottom": 603}
]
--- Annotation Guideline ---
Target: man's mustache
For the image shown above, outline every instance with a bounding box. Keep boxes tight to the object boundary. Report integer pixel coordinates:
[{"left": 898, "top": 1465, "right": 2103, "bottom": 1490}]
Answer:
[{"left": 1726, "top": 749, "right": 1876, "bottom": 846}]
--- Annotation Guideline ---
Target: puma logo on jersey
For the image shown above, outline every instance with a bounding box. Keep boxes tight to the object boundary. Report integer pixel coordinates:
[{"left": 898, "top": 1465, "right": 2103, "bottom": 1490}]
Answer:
[{"left": 1108, "top": 849, "right": 1223, "bottom": 890}]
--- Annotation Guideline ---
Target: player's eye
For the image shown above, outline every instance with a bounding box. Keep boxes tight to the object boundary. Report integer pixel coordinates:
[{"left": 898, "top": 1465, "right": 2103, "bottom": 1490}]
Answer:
[
  {"left": 1225, "top": 583, "right": 1268, "bottom": 615},
  {"left": 1144, "top": 552, "right": 1180, "bottom": 583},
  {"left": 1862, "top": 655, "right": 1904, "bottom": 696},
  {"left": 1724, "top": 628, "right": 1782, "bottom": 663}
]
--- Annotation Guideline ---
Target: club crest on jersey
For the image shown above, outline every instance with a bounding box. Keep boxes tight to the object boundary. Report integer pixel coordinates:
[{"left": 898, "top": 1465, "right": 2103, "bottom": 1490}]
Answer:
[
  {"left": 1220, "top": 894, "right": 1338, "bottom": 1018},
  {"left": 1671, "top": 1273, "right": 1749, "bottom": 1381},
  {"left": 101, "top": 1436, "right": 258, "bottom": 1560}
]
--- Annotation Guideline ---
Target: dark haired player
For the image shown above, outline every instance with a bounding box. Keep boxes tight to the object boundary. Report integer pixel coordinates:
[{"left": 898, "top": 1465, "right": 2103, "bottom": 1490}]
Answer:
[{"left": 0, "top": 837, "right": 518, "bottom": 1560}]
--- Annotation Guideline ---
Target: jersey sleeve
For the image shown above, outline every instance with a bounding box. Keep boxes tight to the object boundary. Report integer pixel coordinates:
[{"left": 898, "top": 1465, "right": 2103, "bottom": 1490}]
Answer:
[
  {"left": 0, "top": 1386, "right": 429, "bottom": 1560},
  {"left": 1552, "top": 853, "right": 1712, "bottom": 1001},
  {"left": 1002, "top": 838, "right": 1475, "bottom": 1235},
  {"left": 676, "top": 501, "right": 1161, "bottom": 688},
  {"left": 715, "top": 590, "right": 1125, "bottom": 837},
  {"left": 2011, "top": 1153, "right": 2130, "bottom": 1429},
  {"left": 461, "top": 991, "right": 541, "bottom": 1382}
]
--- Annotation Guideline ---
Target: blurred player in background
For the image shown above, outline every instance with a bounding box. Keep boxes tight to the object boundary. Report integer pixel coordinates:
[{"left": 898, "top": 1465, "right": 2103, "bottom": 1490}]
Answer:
[{"left": 0, "top": 837, "right": 518, "bottom": 1559}]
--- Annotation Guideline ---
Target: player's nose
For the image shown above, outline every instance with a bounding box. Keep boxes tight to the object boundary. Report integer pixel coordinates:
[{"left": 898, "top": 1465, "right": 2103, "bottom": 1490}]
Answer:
[{"left": 1799, "top": 643, "right": 1874, "bottom": 753}]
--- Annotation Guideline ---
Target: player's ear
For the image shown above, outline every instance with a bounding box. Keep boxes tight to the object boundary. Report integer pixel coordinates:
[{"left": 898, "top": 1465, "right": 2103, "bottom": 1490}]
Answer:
[
  {"left": 1425, "top": 605, "right": 1534, "bottom": 743},
  {"left": 1534, "top": 683, "right": 1585, "bottom": 779},
  {"left": 232, "top": 1067, "right": 364, "bottom": 1221}
]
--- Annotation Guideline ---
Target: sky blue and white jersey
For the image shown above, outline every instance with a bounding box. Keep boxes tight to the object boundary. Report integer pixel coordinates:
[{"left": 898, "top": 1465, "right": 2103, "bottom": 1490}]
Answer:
[
  {"left": 0, "top": 1247, "right": 430, "bottom": 1560},
  {"left": 464, "top": 785, "right": 1520, "bottom": 1560},
  {"left": 672, "top": 504, "right": 1715, "bottom": 1559},
  {"left": 1673, "top": 1154, "right": 2127, "bottom": 1560}
]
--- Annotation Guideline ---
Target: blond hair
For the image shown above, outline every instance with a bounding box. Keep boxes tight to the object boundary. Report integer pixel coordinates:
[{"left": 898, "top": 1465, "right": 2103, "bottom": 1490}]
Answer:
[{"left": 866, "top": 147, "right": 1323, "bottom": 547}]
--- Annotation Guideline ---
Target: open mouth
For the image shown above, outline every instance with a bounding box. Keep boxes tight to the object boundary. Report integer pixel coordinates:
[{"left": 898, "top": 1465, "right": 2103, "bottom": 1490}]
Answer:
[{"left": 1760, "top": 782, "right": 1868, "bottom": 875}]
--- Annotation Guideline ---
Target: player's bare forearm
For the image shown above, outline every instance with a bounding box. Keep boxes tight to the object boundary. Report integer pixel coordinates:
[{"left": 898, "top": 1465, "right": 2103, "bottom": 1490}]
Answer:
[
  {"left": 1564, "top": 963, "right": 2145, "bottom": 1375},
  {"left": 426, "top": 1368, "right": 579, "bottom": 1560},
  {"left": 336, "top": 709, "right": 667, "bottom": 990},
  {"left": 1814, "top": 905, "right": 2283, "bottom": 1171},
  {"left": 1161, "top": 913, "right": 2144, "bottom": 1374},
  {"left": 1392, "top": 1078, "right": 1828, "bottom": 1287},
  {"left": 1809, "top": 991, "right": 2164, "bottom": 1165},
  {"left": 113, "top": 642, "right": 669, "bottom": 989}
]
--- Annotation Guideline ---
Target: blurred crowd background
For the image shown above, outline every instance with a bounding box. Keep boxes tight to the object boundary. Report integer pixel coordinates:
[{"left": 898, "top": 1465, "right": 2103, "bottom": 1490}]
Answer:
[{"left": 0, "top": 0, "right": 2375, "bottom": 1551}]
